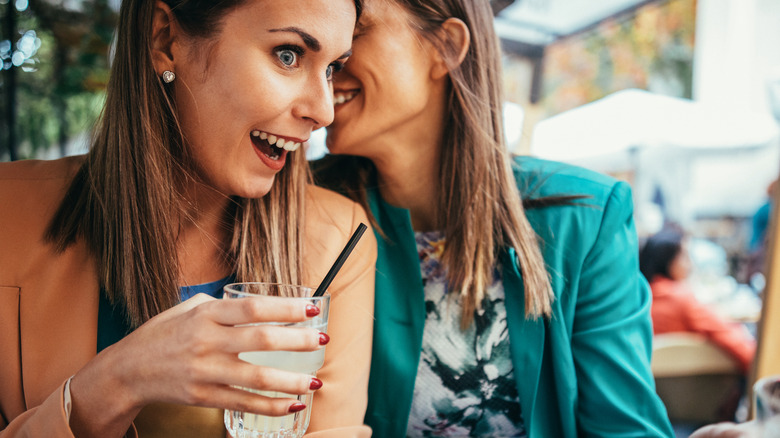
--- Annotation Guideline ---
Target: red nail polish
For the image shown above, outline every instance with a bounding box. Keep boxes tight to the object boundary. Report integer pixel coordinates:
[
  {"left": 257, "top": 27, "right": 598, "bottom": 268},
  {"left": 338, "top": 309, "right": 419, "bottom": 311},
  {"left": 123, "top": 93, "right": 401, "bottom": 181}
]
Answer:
[
  {"left": 309, "top": 378, "right": 323, "bottom": 390},
  {"left": 305, "top": 305, "right": 320, "bottom": 317},
  {"left": 288, "top": 402, "right": 306, "bottom": 413},
  {"left": 318, "top": 332, "right": 330, "bottom": 345}
]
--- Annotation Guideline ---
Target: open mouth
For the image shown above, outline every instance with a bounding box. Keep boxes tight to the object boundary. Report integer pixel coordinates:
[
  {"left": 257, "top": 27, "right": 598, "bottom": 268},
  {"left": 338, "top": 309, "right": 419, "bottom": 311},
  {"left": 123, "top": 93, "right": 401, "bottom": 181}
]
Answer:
[
  {"left": 250, "top": 129, "right": 301, "bottom": 161},
  {"left": 334, "top": 90, "right": 359, "bottom": 106}
]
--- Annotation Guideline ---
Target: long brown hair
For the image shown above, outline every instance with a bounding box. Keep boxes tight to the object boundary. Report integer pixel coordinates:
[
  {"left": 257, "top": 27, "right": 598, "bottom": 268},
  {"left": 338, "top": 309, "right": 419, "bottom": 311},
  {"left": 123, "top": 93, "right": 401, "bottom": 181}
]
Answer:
[
  {"left": 46, "top": 0, "right": 361, "bottom": 328},
  {"left": 315, "top": 0, "right": 554, "bottom": 326}
]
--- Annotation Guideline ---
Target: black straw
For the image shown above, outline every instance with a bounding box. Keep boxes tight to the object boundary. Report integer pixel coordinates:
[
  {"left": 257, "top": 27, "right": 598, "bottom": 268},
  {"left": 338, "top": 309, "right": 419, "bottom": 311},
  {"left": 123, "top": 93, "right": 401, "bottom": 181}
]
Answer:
[{"left": 312, "top": 223, "right": 368, "bottom": 297}]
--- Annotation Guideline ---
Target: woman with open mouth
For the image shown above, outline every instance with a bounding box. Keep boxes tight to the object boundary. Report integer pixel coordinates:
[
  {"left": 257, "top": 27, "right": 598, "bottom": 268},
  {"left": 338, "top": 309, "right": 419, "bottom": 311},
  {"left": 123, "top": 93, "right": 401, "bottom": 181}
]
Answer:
[{"left": 0, "top": 0, "right": 377, "bottom": 437}]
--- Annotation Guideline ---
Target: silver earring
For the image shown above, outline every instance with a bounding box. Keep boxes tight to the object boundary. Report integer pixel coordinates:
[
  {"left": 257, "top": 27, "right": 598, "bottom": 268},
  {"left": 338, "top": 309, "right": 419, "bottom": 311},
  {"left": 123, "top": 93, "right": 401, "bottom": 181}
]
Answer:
[{"left": 162, "top": 70, "right": 176, "bottom": 83}]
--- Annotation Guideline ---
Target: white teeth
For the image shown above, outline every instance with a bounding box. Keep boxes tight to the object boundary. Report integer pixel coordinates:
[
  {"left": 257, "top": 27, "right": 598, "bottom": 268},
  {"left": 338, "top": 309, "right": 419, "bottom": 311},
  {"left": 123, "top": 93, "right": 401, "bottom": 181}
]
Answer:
[
  {"left": 252, "top": 130, "right": 302, "bottom": 151},
  {"left": 333, "top": 91, "right": 357, "bottom": 106}
]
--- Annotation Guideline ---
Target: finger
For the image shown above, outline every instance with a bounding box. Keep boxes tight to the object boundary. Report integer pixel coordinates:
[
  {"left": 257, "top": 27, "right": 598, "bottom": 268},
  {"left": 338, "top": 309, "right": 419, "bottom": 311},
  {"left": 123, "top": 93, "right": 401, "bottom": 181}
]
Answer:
[
  {"left": 187, "top": 384, "right": 308, "bottom": 417},
  {"left": 205, "top": 356, "right": 318, "bottom": 396},
  {"left": 689, "top": 425, "right": 718, "bottom": 438},
  {"left": 203, "top": 295, "right": 316, "bottom": 326},
  {"left": 152, "top": 293, "right": 217, "bottom": 323},
  {"left": 689, "top": 422, "right": 753, "bottom": 438},
  {"left": 222, "top": 325, "right": 325, "bottom": 354},
  {"left": 183, "top": 293, "right": 216, "bottom": 308}
]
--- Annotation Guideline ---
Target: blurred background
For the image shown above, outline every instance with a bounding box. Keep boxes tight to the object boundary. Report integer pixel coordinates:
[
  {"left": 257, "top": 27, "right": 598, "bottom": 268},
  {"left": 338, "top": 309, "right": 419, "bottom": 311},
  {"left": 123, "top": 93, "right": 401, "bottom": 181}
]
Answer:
[{"left": 2, "top": 0, "right": 779, "bottom": 435}]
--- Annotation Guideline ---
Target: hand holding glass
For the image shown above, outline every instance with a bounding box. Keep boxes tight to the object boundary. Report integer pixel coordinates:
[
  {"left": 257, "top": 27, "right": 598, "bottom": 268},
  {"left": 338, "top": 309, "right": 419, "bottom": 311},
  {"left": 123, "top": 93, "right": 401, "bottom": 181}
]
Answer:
[{"left": 223, "top": 283, "right": 330, "bottom": 438}]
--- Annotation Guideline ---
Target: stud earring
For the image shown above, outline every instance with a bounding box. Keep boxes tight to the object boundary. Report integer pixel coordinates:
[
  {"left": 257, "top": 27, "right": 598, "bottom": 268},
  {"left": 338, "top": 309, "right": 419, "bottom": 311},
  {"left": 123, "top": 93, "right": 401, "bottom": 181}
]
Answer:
[{"left": 162, "top": 70, "right": 176, "bottom": 83}]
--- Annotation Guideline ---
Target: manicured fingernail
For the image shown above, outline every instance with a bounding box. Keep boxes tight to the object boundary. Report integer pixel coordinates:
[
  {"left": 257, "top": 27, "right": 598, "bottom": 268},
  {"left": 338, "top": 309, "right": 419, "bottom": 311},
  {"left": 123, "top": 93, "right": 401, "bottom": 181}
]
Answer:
[
  {"left": 318, "top": 332, "right": 330, "bottom": 345},
  {"left": 309, "top": 378, "right": 323, "bottom": 390},
  {"left": 305, "top": 305, "right": 320, "bottom": 317},
  {"left": 288, "top": 402, "right": 306, "bottom": 413}
]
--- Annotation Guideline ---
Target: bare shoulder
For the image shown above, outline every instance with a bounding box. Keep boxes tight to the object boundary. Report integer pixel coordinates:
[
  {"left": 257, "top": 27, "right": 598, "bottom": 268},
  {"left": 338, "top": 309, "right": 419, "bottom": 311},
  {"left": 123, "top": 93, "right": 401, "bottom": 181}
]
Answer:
[
  {"left": 305, "top": 184, "right": 359, "bottom": 208},
  {"left": 302, "top": 184, "right": 376, "bottom": 287},
  {"left": 304, "top": 184, "right": 371, "bottom": 233}
]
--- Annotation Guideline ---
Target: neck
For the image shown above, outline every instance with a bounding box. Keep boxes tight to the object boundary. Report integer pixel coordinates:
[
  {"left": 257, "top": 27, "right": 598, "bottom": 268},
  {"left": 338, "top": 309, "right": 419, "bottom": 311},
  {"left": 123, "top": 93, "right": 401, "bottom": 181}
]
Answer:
[
  {"left": 177, "top": 181, "right": 233, "bottom": 285},
  {"left": 374, "top": 147, "right": 440, "bottom": 232},
  {"left": 372, "top": 81, "right": 447, "bottom": 232}
]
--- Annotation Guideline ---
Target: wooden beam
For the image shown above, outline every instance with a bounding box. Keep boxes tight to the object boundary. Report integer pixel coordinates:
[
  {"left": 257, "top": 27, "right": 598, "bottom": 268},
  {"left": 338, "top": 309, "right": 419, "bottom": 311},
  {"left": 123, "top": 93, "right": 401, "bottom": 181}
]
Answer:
[{"left": 754, "top": 175, "right": 780, "bottom": 382}]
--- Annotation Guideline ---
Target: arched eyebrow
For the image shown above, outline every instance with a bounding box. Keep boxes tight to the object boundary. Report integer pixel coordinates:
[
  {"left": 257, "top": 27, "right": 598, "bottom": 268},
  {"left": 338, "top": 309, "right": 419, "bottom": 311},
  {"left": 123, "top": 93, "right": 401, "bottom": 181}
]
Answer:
[{"left": 269, "top": 27, "right": 321, "bottom": 52}]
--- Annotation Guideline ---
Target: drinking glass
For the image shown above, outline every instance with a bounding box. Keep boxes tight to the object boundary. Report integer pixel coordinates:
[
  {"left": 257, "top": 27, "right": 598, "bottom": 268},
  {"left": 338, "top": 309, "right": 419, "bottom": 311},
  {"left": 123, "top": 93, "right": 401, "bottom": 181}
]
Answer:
[
  {"left": 222, "top": 282, "right": 330, "bottom": 438},
  {"left": 755, "top": 374, "right": 780, "bottom": 438}
]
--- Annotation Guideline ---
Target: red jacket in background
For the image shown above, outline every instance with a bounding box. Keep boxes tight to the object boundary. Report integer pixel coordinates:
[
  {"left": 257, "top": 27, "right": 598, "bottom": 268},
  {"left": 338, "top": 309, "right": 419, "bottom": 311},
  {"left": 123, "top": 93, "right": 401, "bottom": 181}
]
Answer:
[{"left": 649, "top": 276, "right": 756, "bottom": 372}]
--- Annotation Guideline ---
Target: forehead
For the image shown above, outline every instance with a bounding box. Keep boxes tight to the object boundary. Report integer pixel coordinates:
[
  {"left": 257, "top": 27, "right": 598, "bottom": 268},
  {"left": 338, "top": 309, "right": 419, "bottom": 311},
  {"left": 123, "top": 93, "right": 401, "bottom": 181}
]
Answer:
[
  {"left": 228, "top": 0, "right": 356, "bottom": 47},
  {"left": 358, "top": 0, "right": 412, "bottom": 29}
]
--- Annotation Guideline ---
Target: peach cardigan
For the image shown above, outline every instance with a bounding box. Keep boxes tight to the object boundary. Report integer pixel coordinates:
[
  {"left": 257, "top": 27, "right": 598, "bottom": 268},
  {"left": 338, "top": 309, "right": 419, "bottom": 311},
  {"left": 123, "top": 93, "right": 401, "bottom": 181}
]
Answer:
[{"left": 0, "top": 157, "right": 376, "bottom": 437}]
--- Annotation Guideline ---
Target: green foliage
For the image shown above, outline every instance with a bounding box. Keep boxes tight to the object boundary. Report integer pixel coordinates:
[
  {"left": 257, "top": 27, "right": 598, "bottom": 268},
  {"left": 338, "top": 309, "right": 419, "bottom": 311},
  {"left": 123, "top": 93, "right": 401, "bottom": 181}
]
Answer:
[
  {"left": 533, "top": 0, "right": 696, "bottom": 115},
  {"left": 4, "top": 0, "right": 115, "bottom": 159}
]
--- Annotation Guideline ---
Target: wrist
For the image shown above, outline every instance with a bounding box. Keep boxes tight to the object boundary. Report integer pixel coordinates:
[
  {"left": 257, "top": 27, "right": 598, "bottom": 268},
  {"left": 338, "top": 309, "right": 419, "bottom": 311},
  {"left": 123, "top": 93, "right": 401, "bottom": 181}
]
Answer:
[{"left": 68, "top": 346, "right": 144, "bottom": 437}]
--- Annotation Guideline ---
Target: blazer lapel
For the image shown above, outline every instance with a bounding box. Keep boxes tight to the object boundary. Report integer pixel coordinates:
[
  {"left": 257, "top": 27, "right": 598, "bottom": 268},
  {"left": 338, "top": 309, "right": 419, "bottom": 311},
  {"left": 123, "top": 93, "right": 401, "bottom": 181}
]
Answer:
[
  {"left": 367, "top": 190, "right": 425, "bottom": 437},
  {"left": 502, "top": 248, "right": 546, "bottom": 438}
]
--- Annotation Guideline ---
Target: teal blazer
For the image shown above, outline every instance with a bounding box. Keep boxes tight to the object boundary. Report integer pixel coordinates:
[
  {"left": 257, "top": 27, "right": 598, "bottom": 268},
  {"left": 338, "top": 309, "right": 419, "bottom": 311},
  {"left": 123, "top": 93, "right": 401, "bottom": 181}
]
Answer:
[{"left": 363, "top": 157, "right": 673, "bottom": 437}]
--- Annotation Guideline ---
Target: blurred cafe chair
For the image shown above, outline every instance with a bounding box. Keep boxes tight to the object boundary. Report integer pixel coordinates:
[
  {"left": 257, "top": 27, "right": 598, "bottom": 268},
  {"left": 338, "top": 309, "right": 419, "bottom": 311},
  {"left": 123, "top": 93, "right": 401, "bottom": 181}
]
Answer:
[{"left": 652, "top": 332, "right": 743, "bottom": 425}]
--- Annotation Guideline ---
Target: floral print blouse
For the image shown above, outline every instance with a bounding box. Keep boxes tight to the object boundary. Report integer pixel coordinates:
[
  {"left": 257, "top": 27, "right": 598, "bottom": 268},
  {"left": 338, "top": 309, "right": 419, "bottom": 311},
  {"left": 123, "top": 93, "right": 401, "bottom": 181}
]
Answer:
[{"left": 406, "top": 231, "right": 527, "bottom": 437}]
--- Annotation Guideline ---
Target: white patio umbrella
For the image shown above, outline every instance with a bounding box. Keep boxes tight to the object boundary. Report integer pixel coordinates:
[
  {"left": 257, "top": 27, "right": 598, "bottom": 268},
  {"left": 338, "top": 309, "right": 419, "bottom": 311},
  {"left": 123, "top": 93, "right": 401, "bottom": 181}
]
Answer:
[{"left": 530, "top": 88, "right": 780, "bottom": 227}]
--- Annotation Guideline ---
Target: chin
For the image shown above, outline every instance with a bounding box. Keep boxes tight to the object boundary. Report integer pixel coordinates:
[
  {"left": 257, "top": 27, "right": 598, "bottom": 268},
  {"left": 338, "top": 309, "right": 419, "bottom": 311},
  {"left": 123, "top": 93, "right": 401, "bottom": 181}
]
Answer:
[
  {"left": 325, "top": 129, "right": 355, "bottom": 156},
  {"left": 236, "top": 178, "right": 276, "bottom": 199}
]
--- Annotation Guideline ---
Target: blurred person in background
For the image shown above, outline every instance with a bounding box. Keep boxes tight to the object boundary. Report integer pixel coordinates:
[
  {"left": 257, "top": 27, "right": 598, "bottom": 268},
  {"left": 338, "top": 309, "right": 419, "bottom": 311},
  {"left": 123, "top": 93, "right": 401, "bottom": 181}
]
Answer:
[
  {"left": 749, "top": 179, "right": 777, "bottom": 253},
  {"left": 744, "top": 178, "right": 778, "bottom": 288},
  {"left": 640, "top": 227, "right": 756, "bottom": 373}
]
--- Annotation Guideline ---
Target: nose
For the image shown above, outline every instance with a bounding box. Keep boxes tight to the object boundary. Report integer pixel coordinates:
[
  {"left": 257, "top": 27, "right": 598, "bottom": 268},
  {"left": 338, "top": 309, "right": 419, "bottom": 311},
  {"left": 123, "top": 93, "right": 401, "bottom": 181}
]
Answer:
[{"left": 294, "top": 74, "right": 335, "bottom": 129}]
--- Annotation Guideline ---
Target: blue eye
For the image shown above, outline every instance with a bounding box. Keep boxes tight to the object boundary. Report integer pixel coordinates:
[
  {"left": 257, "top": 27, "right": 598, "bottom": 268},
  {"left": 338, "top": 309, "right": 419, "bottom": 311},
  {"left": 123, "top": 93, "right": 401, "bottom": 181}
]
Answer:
[
  {"left": 275, "top": 46, "right": 302, "bottom": 68},
  {"left": 326, "top": 61, "right": 345, "bottom": 80},
  {"left": 277, "top": 49, "right": 297, "bottom": 66}
]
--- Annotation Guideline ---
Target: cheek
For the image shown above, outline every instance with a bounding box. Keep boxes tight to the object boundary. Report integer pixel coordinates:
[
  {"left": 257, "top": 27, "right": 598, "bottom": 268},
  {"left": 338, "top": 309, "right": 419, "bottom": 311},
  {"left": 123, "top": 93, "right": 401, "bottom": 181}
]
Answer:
[
  {"left": 194, "top": 58, "right": 292, "bottom": 121},
  {"left": 174, "top": 77, "right": 233, "bottom": 149},
  {"left": 371, "top": 52, "right": 420, "bottom": 98},
  {"left": 241, "top": 72, "right": 306, "bottom": 130},
  {"left": 369, "top": 43, "right": 433, "bottom": 115}
]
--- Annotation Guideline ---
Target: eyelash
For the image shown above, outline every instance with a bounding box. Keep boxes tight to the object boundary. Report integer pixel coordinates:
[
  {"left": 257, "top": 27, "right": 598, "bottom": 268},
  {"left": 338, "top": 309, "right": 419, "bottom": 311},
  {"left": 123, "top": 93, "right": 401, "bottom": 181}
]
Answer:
[{"left": 326, "top": 61, "right": 346, "bottom": 81}]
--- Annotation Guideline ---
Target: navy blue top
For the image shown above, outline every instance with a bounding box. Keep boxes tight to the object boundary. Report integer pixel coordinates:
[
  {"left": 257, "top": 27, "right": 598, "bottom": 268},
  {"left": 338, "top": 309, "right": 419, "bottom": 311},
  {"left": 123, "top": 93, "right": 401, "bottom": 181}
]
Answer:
[
  {"left": 180, "top": 275, "right": 234, "bottom": 300},
  {"left": 97, "top": 275, "right": 235, "bottom": 353}
]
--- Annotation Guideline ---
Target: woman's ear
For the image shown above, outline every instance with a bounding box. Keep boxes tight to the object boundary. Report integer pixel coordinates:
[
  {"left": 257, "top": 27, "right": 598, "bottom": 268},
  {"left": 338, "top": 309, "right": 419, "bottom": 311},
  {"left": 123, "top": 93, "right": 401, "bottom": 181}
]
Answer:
[
  {"left": 431, "top": 17, "right": 470, "bottom": 80},
  {"left": 151, "top": 1, "right": 177, "bottom": 76}
]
